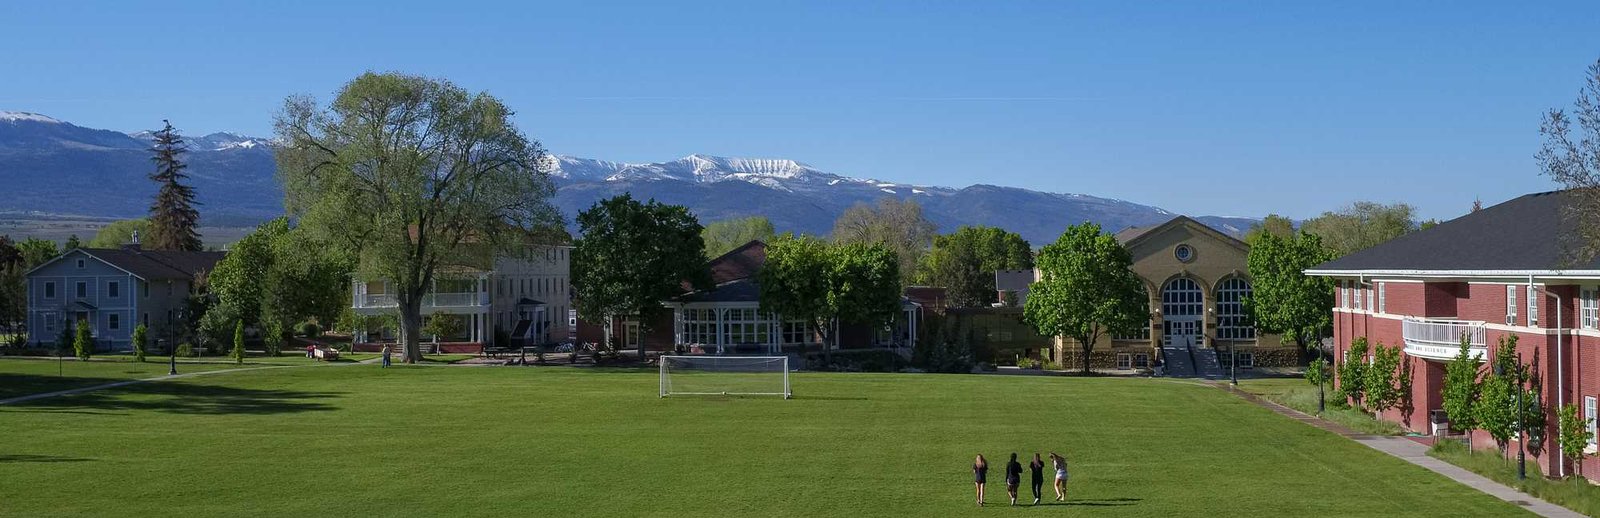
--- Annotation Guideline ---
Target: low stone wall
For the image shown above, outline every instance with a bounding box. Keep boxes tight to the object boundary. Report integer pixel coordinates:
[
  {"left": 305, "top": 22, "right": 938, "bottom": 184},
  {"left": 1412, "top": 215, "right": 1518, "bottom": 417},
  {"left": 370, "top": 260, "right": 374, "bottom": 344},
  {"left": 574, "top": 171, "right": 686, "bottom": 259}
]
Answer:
[
  {"left": 1250, "top": 347, "right": 1301, "bottom": 367},
  {"left": 1055, "top": 350, "right": 1121, "bottom": 370}
]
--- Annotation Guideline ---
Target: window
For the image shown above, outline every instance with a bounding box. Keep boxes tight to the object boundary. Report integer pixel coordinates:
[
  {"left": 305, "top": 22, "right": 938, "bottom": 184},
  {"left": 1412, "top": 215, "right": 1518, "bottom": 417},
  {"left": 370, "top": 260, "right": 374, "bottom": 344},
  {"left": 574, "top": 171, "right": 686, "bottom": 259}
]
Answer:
[
  {"left": 1587, "top": 396, "right": 1597, "bottom": 448},
  {"left": 1339, "top": 281, "right": 1349, "bottom": 308},
  {"left": 44, "top": 313, "right": 56, "bottom": 332},
  {"left": 44, "top": 282, "right": 55, "bottom": 299},
  {"left": 721, "top": 308, "right": 770, "bottom": 345},
  {"left": 1584, "top": 289, "right": 1599, "bottom": 329},
  {"left": 1133, "top": 354, "right": 1150, "bottom": 369},
  {"left": 1240, "top": 352, "right": 1255, "bottom": 368},
  {"left": 781, "top": 320, "right": 813, "bottom": 344},
  {"left": 1116, "top": 353, "right": 1132, "bottom": 370},
  {"left": 1161, "top": 278, "right": 1203, "bottom": 316},
  {"left": 76, "top": 281, "right": 87, "bottom": 298},
  {"left": 108, "top": 314, "right": 119, "bottom": 330},
  {"left": 1353, "top": 284, "right": 1363, "bottom": 310},
  {"left": 1215, "top": 278, "right": 1255, "bottom": 341},
  {"left": 108, "top": 281, "right": 119, "bottom": 298},
  {"left": 1217, "top": 350, "right": 1255, "bottom": 369},
  {"left": 680, "top": 308, "right": 718, "bottom": 345},
  {"left": 1506, "top": 285, "right": 1517, "bottom": 326},
  {"left": 1527, "top": 286, "right": 1538, "bottom": 327},
  {"left": 76, "top": 259, "right": 85, "bottom": 269},
  {"left": 143, "top": 313, "right": 149, "bottom": 327},
  {"left": 1378, "top": 282, "right": 1387, "bottom": 313},
  {"left": 1367, "top": 286, "right": 1375, "bottom": 311}
]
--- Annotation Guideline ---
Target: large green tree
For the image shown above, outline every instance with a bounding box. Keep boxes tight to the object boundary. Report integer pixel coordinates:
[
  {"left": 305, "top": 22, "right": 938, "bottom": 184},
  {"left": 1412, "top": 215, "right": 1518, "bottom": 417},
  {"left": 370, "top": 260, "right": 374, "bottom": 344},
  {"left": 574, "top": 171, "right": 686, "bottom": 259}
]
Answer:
[
  {"left": 1247, "top": 231, "right": 1336, "bottom": 351},
  {"left": 1539, "top": 58, "right": 1600, "bottom": 260},
  {"left": 1300, "top": 202, "right": 1419, "bottom": 256},
  {"left": 701, "top": 216, "right": 776, "bottom": 257},
  {"left": 916, "top": 226, "right": 1033, "bottom": 308},
  {"left": 572, "top": 194, "right": 711, "bottom": 357},
  {"left": 831, "top": 197, "right": 936, "bottom": 284},
  {"left": 16, "top": 238, "right": 59, "bottom": 269},
  {"left": 145, "top": 121, "right": 204, "bottom": 251},
  {"left": 88, "top": 219, "right": 152, "bottom": 248},
  {"left": 275, "top": 72, "right": 561, "bottom": 363},
  {"left": 203, "top": 218, "right": 352, "bottom": 347},
  {"left": 1243, "top": 214, "right": 1296, "bottom": 244},
  {"left": 1022, "top": 223, "right": 1147, "bottom": 374},
  {"left": 759, "top": 235, "right": 901, "bottom": 362}
]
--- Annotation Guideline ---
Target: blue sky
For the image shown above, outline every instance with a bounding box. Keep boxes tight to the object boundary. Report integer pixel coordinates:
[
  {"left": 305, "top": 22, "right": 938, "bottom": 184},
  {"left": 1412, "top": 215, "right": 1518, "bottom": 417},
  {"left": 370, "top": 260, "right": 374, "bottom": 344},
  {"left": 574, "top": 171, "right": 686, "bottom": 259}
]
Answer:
[{"left": 4, "top": 1, "right": 1598, "bottom": 221}]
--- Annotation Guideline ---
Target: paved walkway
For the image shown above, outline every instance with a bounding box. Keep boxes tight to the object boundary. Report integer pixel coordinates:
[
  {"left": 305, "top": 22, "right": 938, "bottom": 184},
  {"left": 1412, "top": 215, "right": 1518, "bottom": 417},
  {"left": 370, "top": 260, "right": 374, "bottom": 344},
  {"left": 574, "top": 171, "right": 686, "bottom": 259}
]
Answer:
[
  {"left": 0, "top": 364, "right": 302, "bottom": 406},
  {"left": 1221, "top": 384, "right": 1584, "bottom": 518}
]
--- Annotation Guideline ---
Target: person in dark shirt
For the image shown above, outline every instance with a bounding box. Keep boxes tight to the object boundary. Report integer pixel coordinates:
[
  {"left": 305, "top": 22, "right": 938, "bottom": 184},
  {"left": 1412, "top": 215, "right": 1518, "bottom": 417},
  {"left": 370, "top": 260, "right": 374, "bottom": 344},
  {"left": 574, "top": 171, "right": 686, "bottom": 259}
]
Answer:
[
  {"left": 972, "top": 454, "right": 988, "bottom": 507},
  {"left": 1004, "top": 453, "right": 1023, "bottom": 506},
  {"left": 1028, "top": 453, "right": 1046, "bottom": 505}
]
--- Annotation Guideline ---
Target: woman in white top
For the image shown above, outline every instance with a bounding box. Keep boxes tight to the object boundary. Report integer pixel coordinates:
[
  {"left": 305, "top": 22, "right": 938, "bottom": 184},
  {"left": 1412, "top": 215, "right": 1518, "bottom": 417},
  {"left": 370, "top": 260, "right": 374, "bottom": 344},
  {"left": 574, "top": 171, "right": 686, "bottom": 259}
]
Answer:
[{"left": 1049, "top": 452, "right": 1069, "bottom": 502}]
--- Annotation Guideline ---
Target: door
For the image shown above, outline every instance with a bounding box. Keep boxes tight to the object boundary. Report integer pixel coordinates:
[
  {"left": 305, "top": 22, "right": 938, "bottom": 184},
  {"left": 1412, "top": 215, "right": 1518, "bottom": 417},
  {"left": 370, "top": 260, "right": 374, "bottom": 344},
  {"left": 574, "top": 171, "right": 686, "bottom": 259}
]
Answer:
[
  {"left": 1161, "top": 277, "right": 1204, "bottom": 348},
  {"left": 1163, "top": 320, "right": 1200, "bottom": 347},
  {"left": 624, "top": 321, "right": 641, "bottom": 349}
]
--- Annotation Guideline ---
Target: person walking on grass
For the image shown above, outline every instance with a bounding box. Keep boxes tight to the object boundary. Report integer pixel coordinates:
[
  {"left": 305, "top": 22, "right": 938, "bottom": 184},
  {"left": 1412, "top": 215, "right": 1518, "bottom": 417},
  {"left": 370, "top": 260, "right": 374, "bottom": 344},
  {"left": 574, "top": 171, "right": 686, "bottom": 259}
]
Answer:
[
  {"left": 1028, "top": 453, "right": 1045, "bottom": 505},
  {"left": 381, "top": 345, "right": 392, "bottom": 368},
  {"left": 1004, "top": 453, "right": 1023, "bottom": 506},
  {"left": 972, "top": 454, "right": 988, "bottom": 507},
  {"left": 1050, "top": 452, "right": 1069, "bottom": 502}
]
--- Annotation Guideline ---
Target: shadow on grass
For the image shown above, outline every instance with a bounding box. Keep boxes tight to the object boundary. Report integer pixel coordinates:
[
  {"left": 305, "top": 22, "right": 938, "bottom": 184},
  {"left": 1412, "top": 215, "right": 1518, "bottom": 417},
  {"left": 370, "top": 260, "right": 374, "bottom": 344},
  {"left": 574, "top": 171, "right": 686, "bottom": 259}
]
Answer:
[
  {"left": 1055, "top": 497, "right": 1141, "bottom": 507},
  {"left": 0, "top": 454, "right": 94, "bottom": 463},
  {"left": 0, "top": 374, "right": 342, "bottom": 416}
]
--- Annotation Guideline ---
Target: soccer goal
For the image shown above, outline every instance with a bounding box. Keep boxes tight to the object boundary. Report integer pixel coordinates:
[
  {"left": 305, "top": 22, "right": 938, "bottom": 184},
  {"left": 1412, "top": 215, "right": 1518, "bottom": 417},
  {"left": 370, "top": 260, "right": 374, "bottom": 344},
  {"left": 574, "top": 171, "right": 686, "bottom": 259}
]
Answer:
[{"left": 659, "top": 356, "right": 791, "bottom": 399}]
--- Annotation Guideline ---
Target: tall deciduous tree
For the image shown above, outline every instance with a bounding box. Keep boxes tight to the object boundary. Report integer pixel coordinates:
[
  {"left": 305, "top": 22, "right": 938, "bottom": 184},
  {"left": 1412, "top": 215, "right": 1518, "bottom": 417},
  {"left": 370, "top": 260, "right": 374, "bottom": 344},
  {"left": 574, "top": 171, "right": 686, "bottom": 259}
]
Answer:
[
  {"left": 701, "top": 216, "right": 776, "bottom": 257},
  {"left": 16, "top": 238, "right": 59, "bottom": 269},
  {"left": 759, "top": 235, "right": 901, "bottom": 362},
  {"left": 1539, "top": 58, "right": 1600, "bottom": 262},
  {"left": 572, "top": 194, "right": 711, "bottom": 357},
  {"left": 759, "top": 235, "right": 832, "bottom": 358},
  {"left": 1247, "top": 231, "right": 1335, "bottom": 350},
  {"left": 145, "top": 121, "right": 203, "bottom": 252},
  {"left": 88, "top": 219, "right": 151, "bottom": 248},
  {"left": 275, "top": 72, "right": 561, "bottom": 363},
  {"left": 831, "top": 197, "right": 936, "bottom": 284},
  {"left": 916, "top": 226, "right": 1033, "bottom": 308},
  {"left": 1300, "top": 202, "right": 1419, "bottom": 256},
  {"left": 1243, "top": 214, "right": 1296, "bottom": 244},
  {"left": 1022, "top": 223, "right": 1147, "bottom": 374}
]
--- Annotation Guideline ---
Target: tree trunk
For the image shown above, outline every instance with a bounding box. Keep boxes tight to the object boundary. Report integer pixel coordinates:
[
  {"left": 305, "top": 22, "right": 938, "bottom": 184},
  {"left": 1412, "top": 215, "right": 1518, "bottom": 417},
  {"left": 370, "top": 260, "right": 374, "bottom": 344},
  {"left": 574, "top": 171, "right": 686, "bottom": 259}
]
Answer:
[
  {"left": 398, "top": 298, "right": 424, "bottom": 364},
  {"left": 1079, "top": 336, "right": 1092, "bottom": 375}
]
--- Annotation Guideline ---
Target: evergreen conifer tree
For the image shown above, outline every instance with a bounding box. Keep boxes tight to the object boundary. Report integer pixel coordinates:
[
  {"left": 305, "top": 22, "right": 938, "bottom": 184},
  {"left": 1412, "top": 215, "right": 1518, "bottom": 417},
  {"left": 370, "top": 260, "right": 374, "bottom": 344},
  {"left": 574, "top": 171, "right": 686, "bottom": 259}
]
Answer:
[{"left": 145, "top": 120, "right": 203, "bottom": 251}]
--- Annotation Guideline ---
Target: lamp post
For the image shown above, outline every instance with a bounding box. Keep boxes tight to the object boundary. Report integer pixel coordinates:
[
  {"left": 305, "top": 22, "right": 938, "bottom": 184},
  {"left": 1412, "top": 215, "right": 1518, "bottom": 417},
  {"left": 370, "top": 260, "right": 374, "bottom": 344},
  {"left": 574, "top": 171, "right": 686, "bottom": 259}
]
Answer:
[
  {"left": 1229, "top": 345, "right": 1238, "bottom": 385},
  {"left": 167, "top": 313, "right": 178, "bottom": 376},
  {"left": 1516, "top": 351, "right": 1526, "bottom": 481}
]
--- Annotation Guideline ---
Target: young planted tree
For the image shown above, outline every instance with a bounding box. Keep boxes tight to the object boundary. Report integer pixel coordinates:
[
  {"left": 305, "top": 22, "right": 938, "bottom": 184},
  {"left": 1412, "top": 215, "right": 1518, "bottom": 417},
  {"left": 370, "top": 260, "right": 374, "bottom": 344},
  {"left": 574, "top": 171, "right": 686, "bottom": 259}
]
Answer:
[
  {"left": 275, "top": 72, "right": 561, "bottom": 363},
  {"left": 1337, "top": 337, "right": 1370, "bottom": 408},
  {"left": 231, "top": 321, "right": 245, "bottom": 364},
  {"left": 131, "top": 324, "right": 148, "bottom": 362},
  {"left": 571, "top": 194, "right": 711, "bottom": 358},
  {"left": 145, "top": 121, "right": 203, "bottom": 252},
  {"left": 73, "top": 323, "right": 93, "bottom": 360},
  {"left": 701, "top": 216, "right": 776, "bottom": 257},
  {"left": 1022, "top": 223, "right": 1147, "bottom": 374},
  {"left": 1476, "top": 335, "right": 1534, "bottom": 459},
  {"left": 422, "top": 313, "right": 464, "bottom": 344},
  {"left": 1364, "top": 342, "right": 1404, "bottom": 415},
  {"left": 1556, "top": 404, "right": 1593, "bottom": 477},
  {"left": 831, "top": 197, "right": 937, "bottom": 284},
  {"left": 916, "top": 226, "right": 1033, "bottom": 308},
  {"left": 1442, "top": 336, "right": 1483, "bottom": 437}
]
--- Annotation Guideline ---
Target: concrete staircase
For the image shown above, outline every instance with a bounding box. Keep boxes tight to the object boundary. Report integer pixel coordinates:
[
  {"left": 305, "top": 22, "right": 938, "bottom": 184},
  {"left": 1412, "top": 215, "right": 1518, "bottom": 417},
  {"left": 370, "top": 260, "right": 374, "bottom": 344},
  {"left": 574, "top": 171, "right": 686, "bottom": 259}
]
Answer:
[
  {"left": 1193, "top": 347, "right": 1224, "bottom": 379},
  {"left": 1160, "top": 345, "right": 1195, "bottom": 377}
]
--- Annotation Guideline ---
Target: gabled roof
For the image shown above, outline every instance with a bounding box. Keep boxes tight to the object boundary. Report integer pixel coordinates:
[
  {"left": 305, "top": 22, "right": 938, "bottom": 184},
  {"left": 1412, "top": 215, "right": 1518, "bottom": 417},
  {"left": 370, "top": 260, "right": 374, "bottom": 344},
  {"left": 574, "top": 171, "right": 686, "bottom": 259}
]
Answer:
[
  {"left": 707, "top": 240, "right": 767, "bottom": 284},
  {"left": 673, "top": 277, "right": 762, "bottom": 303},
  {"left": 1309, "top": 190, "right": 1597, "bottom": 274},
  {"left": 29, "top": 246, "right": 225, "bottom": 281},
  {"left": 1115, "top": 216, "right": 1249, "bottom": 252}
]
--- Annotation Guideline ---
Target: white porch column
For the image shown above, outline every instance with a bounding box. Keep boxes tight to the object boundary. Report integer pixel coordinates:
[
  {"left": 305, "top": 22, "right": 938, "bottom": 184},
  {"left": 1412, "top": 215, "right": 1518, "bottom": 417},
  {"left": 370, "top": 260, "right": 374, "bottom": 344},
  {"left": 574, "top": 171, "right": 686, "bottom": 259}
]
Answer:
[{"left": 715, "top": 307, "right": 726, "bottom": 352}]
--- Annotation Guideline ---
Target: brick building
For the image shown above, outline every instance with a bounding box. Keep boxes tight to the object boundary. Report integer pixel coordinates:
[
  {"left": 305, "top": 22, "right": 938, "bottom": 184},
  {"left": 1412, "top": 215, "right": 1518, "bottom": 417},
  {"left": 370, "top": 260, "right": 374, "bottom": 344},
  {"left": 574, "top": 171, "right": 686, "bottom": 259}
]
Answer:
[{"left": 1307, "top": 190, "right": 1600, "bottom": 482}]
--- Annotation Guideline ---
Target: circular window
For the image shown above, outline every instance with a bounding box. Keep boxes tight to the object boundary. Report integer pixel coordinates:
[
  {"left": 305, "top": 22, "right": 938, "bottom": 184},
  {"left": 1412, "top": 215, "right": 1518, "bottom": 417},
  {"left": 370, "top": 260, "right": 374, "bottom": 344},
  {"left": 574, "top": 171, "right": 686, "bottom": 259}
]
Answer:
[{"left": 1174, "top": 244, "right": 1196, "bottom": 263}]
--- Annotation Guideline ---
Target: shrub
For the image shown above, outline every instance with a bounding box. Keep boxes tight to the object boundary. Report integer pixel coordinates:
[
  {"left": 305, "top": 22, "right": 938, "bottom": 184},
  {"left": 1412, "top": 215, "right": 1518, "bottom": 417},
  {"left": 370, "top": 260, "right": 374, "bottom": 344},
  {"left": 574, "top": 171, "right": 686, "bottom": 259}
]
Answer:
[
  {"left": 1016, "top": 357, "right": 1041, "bottom": 369},
  {"left": 1043, "top": 360, "right": 1063, "bottom": 371},
  {"left": 299, "top": 322, "right": 321, "bottom": 338},
  {"left": 176, "top": 342, "right": 197, "bottom": 358},
  {"left": 131, "top": 324, "right": 148, "bottom": 362},
  {"left": 73, "top": 324, "right": 93, "bottom": 360}
]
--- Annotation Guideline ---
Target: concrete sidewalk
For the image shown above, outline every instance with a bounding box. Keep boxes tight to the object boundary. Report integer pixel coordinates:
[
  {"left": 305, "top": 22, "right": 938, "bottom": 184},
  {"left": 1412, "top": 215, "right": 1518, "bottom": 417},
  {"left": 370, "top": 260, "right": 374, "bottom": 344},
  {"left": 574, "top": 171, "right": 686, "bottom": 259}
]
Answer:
[{"left": 1222, "top": 385, "right": 1584, "bottom": 518}]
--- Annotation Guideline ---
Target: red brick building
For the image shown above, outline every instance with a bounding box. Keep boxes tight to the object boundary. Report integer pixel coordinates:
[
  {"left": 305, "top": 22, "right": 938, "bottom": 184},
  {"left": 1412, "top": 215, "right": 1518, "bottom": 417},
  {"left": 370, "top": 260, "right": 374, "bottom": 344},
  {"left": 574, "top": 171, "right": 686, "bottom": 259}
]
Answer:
[{"left": 1307, "top": 191, "right": 1600, "bottom": 481}]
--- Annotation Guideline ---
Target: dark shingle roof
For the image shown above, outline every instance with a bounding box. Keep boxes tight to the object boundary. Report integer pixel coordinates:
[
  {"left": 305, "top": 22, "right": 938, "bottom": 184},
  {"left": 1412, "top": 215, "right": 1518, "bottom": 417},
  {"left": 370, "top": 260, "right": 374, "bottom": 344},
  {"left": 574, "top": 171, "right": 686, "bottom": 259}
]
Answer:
[
  {"left": 80, "top": 247, "right": 226, "bottom": 280},
  {"left": 1310, "top": 190, "right": 1594, "bottom": 272},
  {"left": 707, "top": 240, "right": 767, "bottom": 284},
  {"left": 673, "top": 277, "right": 762, "bottom": 303}
]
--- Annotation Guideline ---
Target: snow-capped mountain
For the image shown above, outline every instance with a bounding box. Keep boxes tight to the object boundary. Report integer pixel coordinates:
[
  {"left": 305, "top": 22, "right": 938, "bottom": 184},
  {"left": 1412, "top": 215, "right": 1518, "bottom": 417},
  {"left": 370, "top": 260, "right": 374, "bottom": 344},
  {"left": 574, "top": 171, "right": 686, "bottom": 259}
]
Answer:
[{"left": 0, "top": 112, "right": 1260, "bottom": 241}]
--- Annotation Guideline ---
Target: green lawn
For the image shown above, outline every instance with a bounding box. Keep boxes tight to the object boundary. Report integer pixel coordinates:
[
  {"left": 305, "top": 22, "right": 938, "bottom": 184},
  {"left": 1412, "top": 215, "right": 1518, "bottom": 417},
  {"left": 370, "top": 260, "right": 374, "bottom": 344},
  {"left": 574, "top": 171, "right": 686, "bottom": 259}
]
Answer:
[
  {"left": 1429, "top": 440, "right": 1600, "bottom": 516},
  {"left": 1235, "top": 378, "right": 1406, "bottom": 435},
  {"left": 0, "top": 358, "right": 244, "bottom": 400},
  {"left": 0, "top": 367, "right": 1533, "bottom": 517}
]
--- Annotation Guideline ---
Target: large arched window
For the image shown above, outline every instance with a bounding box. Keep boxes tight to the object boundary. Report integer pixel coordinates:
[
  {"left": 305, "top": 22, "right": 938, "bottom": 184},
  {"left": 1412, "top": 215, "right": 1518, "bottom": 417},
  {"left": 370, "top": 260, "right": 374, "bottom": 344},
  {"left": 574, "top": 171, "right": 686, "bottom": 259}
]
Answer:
[
  {"left": 1161, "top": 278, "right": 1203, "bottom": 317},
  {"left": 1215, "top": 277, "right": 1256, "bottom": 340}
]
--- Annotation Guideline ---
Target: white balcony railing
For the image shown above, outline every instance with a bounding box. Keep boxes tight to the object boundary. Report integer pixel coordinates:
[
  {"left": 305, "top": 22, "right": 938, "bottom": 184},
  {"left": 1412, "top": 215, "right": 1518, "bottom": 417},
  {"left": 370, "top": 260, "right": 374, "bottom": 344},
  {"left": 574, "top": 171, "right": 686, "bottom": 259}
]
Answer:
[
  {"left": 1401, "top": 317, "right": 1486, "bottom": 360},
  {"left": 353, "top": 292, "right": 486, "bottom": 310},
  {"left": 362, "top": 294, "right": 397, "bottom": 308}
]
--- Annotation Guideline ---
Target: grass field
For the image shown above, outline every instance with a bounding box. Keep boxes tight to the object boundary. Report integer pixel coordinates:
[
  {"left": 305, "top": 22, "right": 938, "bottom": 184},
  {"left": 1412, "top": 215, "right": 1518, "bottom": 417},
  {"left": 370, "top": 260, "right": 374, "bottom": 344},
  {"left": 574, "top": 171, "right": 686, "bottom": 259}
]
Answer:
[
  {"left": 1429, "top": 440, "right": 1600, "bottom": 516},
  {"left": 1235, "top": 378, "right": 1405, "bottom": 436},
  {"left": 0, "top": 362, "right": 1534, "bottom": 517}
]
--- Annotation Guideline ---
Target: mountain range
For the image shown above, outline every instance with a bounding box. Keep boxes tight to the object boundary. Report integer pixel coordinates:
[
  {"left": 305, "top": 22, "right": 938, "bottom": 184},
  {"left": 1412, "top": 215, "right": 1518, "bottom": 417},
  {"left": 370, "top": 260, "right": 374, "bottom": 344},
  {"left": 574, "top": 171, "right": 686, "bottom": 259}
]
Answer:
[{"left": 0, "top": 111, "right": 1258, "bottom": 244}]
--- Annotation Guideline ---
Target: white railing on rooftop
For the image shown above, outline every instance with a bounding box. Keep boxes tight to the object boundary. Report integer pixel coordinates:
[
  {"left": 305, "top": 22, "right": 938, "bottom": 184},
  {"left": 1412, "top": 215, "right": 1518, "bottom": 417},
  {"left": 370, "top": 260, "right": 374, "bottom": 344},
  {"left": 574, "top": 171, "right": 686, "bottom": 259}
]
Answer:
[{"left": 1401, "top": 317, "right": 1486, "bottom": 361}]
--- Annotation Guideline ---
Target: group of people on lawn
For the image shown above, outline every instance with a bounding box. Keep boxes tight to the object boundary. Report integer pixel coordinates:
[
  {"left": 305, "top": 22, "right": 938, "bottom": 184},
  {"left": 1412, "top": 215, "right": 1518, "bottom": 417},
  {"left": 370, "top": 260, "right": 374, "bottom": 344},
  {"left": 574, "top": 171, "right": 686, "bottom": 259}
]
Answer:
[{"left": 972, "top": 452, "right": 1068, "bottom": 506}]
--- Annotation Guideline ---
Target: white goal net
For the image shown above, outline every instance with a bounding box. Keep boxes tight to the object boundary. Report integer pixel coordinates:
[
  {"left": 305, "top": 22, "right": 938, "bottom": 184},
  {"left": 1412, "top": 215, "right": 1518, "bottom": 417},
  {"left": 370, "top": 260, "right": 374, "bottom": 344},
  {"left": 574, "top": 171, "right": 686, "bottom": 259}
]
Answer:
[{"left": 660, "top": 356, "right": 791, "bottom": 399}]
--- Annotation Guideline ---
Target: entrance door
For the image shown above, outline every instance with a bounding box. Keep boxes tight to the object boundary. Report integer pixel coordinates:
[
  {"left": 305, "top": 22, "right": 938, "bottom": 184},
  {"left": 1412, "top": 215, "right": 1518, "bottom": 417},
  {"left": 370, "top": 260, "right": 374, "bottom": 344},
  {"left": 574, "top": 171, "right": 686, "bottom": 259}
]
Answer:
[
  {"left": 1163, "top": 320, "right": 1200, "bottom": 347},
  {"left": 1161, "top": 277, "right": 1204, "bottom": 348},
  {"left": 624, "top": 321, "right": 641, "bottom": 349}
]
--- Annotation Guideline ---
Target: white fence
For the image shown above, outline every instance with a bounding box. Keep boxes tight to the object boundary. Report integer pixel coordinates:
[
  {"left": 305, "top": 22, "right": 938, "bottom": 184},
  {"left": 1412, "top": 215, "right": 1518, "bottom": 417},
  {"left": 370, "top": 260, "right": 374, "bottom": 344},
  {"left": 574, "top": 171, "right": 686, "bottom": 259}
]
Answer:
[{"left": 1401, "top": 318, "right": 1486, "bottom": 360}]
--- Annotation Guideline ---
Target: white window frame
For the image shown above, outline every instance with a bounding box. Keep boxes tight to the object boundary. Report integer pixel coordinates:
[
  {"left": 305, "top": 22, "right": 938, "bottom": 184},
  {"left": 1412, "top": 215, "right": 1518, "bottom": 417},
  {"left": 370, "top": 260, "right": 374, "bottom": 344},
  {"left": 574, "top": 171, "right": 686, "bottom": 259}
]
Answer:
[
  {"left": 1215, "top": 278, "right": 1255, "bottom": 341},
  {"left": 1583, "top": 288, "right": 1599, "bottom": 330},
  {"left": 1378, "top": 282, "right": 1386, "bottom": 313},
  {"left": 44, "top": 313, "right": 56, "bottom": 332},
  {"left": 1586, "top": 396, "right": 1597, "bottom": 449},
  {"left": 1340, "top": 281, "right": 1349, "bottom": 308},
  {"left": 1527, "top": 286, "right": 1538, "bottom": 327},
  {"left": 1133, "top": 354, "right": 1150, "bottom": 369},
  {"left": 1505, "top": 285, "right": 1517, "bottom": 326},
  {"left": 1239, "top": 352, "right": 1255, "bottom": 369},
  {"left": 1116, "top": 353, "right": 1132, "bottom": 370},
  {"left": 1353, "top": 283, "right": 1363, "bottom": 311}
]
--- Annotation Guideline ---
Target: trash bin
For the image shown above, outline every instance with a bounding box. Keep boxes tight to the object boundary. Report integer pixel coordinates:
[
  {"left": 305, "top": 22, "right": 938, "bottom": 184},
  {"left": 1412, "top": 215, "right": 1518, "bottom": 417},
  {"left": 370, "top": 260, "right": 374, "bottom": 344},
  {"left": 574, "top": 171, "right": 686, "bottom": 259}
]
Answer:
[{"left": 1429, "top": 409, "right": 1449, "bottom": 436}]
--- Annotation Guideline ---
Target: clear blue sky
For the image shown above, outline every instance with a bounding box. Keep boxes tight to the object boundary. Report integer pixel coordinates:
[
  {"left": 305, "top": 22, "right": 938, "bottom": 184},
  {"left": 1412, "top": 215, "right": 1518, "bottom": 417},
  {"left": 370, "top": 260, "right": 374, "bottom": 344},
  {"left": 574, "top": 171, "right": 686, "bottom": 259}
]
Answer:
[{"left": 4, "top": 1, "right": 1598, "bottom": 221}]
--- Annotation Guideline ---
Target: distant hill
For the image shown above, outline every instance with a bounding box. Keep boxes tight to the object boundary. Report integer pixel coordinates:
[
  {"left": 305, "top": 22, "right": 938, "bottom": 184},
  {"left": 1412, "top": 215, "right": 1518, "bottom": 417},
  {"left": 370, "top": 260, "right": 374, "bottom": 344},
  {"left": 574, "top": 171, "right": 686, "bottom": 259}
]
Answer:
[{"left": 0, "top": 112, "right": 1259, "bottom": 244}]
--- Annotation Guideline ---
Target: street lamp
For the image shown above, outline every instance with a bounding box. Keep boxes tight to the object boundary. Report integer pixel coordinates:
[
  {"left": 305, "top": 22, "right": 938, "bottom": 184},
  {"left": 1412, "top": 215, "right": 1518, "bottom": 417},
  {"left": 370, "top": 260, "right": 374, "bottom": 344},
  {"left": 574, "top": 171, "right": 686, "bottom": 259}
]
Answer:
[
  {"left": 1229, "top": 344, "right": 1238, "bottom": 385},
  {"left": 167, "top": 312, "right": 178, "bottom": 376},
  {"left": 1516, "top": 351, "right": 1526, "bottom": 481}
]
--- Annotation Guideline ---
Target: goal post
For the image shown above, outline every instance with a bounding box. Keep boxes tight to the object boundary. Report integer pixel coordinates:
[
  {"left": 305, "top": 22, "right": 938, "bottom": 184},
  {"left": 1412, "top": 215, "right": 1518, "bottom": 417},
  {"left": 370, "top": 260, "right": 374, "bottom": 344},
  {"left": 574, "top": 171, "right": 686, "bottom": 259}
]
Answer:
[{"left": 659, "top": 356, "right": 791, "bottom": 399}]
